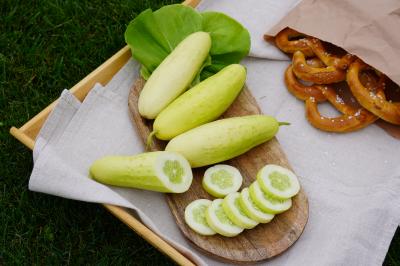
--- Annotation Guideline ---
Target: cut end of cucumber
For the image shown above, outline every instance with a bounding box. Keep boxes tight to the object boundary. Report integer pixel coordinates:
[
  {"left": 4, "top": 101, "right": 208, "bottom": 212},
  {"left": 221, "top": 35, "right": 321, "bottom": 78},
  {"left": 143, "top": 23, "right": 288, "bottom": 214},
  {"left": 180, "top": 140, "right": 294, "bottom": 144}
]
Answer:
[
  {"left": 211, "top": 169, "right": 233, "bottom": 189},
  {"left": 249, "top": 182, "right": 292, "bottom": 214},
  {"left": 239, "top": 188, "right": 275, "bottom": 223},
  {"left": 155, "top": 152, "right": 193, "bottom": 193},
  {"left": 184, "top": 199, "right": 216, "bottom": 236},
  {"left": 202, "top": 165, "right": 243, "bottom": 198},
  {"left": 257, "top": 164, "right": 300, "bottom": 199},
  {"left": 223, "top": 192, "right": 258, "bottom": 229},
  {"left": 163, "top": 160, "right": 184, "bottom": 184},
  {"left": 206, "top": 199, "right": 244, "bottom": 237}
]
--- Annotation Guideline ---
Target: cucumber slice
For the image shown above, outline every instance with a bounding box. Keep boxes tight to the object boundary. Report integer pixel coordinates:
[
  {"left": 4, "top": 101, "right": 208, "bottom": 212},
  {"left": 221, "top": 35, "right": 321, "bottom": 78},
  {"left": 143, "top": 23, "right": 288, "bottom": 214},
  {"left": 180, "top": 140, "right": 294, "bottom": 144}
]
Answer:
[
  {"left": 239, "top": 188, "right": 275, "bottom": 223},
  {"left": 90, "top": 151, "right": 193, "bottom": 193},
  {"left": 205, "top": 199, "right": 244, "bottom": 237},
  {"left": 257, "top": 164, "right": 300, "bottom": 199},
  {"left": 202, "top": 164, "right": 243, "bottom": 198},
  {"left": 184, "top": 199, "right": 216, "bottom": 236},
  {"left": 222, "top": 192, "right": 258, "bottom": 229},
  {"left": 249, "top": 182, "right": 292, "bottom": 214}
]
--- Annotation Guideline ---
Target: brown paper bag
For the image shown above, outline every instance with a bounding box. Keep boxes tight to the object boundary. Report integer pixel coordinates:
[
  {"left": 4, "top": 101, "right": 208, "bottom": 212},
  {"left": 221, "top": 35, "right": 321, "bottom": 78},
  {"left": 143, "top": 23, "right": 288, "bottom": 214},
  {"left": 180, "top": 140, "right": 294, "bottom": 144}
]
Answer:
[{"left": 266, "top": 0, "right": 400, "bottom": 138}]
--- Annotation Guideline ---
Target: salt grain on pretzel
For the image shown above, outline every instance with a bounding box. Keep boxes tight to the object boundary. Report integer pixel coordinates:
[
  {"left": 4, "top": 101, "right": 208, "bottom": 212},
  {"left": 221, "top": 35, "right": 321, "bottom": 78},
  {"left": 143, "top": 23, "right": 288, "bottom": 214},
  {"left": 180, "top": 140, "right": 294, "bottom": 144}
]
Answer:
[
  {"left": 292, "top": 50, "right": 346, "bottom": 84},
  {"left": 274, "top": 28, "right": 314, "bottom": 56},
  {"left": 284, "top": 65, "right": 327, "bottom": 102},
  {"left": 305, "top": 85, "right": 378, "bottom": 132},
  {"left": 306, "top": 38, "right": 356, "bottom": 70},
  {"left": 347, "top": 59, "right": 400, "bottom": 125}
]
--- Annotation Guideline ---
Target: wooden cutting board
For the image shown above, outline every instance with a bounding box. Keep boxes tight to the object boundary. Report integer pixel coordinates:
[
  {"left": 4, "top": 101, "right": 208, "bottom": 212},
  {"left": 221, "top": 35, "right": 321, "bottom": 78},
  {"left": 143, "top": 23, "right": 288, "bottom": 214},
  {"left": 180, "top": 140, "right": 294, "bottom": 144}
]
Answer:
[{"left": 128, "top": 78, "right": 309, "bottom": 263}]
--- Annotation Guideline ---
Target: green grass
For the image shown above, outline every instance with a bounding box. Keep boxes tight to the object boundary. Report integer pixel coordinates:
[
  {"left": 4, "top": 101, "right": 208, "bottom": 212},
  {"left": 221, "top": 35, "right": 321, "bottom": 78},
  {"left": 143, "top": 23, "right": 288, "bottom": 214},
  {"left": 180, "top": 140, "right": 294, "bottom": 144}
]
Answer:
[{"left": 0, "top": 0, "right": 399, "bottom": 265}]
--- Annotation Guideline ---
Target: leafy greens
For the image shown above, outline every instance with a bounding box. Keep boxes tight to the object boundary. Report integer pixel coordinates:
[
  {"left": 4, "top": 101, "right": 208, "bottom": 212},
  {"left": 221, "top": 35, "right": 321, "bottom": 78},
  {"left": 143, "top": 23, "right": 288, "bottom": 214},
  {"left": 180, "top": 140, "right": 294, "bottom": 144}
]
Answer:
[{"left": 125, "top": 4, "right": 250, "bottom": 81}]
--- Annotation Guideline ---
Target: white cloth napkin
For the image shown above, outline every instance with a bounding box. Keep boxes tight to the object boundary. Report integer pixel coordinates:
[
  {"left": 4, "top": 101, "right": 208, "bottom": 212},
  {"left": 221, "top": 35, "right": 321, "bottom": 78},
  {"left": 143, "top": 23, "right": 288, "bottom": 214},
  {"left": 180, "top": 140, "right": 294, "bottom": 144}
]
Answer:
[{"left": 30, "top": 1, "right": 400, "bottom": 265}]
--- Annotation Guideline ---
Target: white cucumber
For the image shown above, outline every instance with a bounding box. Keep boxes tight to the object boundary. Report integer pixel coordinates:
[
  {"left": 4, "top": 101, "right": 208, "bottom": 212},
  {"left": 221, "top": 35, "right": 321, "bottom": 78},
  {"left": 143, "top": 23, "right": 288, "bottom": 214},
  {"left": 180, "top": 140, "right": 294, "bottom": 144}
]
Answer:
[
  {"left": 89, "top": 151, "right": 192, "bottom": 193},
  {"left": 153, "top": 64, "right": 246, "bottom": 140},
  {"left": 257, "top": 164, "right": 300, "bottom": 200},
  {"left": 184, "top": 199, "right": 216, "bottom": 236},
  {"left": 138, "top": 31, "right": 211, "bottom": 119},
  {"left": 249, "top": 182, "right": 292, "bottom": 214},
  {"left": 239, "top": 188, "right": 275, "bottom": 223},
  {"left": 222, "top": 192, "right": 258, "bottom": 229},
  {"left": 202, "top": 164, "right": 243, "bottom": 198},
  {"left": 205, "top": 199, "right": 244, "bottom": 237},
  {"left": 165, "top": 115, "right": 288, "bottom": 167}
]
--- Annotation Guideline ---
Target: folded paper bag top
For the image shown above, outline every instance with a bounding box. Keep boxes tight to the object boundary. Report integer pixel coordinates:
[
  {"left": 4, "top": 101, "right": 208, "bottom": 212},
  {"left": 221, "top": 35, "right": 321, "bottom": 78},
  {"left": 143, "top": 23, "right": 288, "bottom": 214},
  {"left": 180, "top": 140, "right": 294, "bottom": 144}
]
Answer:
[{"left": 265, "top": 0, "right": 400, "bottom": 87}]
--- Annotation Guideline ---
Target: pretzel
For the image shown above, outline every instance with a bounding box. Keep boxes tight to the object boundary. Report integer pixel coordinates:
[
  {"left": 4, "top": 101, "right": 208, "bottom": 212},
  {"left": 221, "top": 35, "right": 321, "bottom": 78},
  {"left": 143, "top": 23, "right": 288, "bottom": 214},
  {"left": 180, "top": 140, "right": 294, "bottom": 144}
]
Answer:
[
  {"left": 306, "top": 57, "right": 325, "bottom": 68},
  {"left": 305, "top": 85, "right": 379, "bottom": 132},
  {"left": 292, "top": 51, "right": 346, "bottom": 84},
  {"left": 284, "top": 65, "right": 327, "bottom": 102},
  {"left": 306, "top": 38, "right": 356, "bottom": 70},
  {"left": 347, "top": 59, "right": 400, "bottom": 125},
  {"left": 275, "top": 28, "right": 314, "bottom": 56},
  {"left": 272, "top": 28, "right": 400, "bottom": 131}
]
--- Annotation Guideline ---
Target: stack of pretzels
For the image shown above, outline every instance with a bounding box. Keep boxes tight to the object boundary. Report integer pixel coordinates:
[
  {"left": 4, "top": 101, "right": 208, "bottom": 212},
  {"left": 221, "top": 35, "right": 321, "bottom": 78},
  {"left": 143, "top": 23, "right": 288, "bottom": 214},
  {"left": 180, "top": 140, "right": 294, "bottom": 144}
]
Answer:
[{"left": 271, "top": 27, "right": 400, "bottom": 133}]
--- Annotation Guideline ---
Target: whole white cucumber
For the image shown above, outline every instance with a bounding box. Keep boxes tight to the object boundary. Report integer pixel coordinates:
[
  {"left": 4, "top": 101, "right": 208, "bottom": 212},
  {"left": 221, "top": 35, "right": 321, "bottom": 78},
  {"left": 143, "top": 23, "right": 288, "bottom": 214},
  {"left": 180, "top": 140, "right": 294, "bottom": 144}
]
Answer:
[
  {"left": 89, "top": 151, "right": 193, "bottom": 193},
  {"left": 165, "top": 115, "right": 288, "bottom": 168},
  {"left": 138, "top": 31, "right": 211, "bottom": 119},
  {"left": 153, "top": 64, "right": 246, "bottom": 140}
]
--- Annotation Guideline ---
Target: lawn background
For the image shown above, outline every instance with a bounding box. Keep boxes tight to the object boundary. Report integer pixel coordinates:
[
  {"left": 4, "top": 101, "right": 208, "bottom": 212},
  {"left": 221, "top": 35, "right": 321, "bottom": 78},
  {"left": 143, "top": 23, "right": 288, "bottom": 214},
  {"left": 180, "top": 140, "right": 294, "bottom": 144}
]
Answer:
[{"left": 0, "top": 0, "right": 399, "bottom": 265}]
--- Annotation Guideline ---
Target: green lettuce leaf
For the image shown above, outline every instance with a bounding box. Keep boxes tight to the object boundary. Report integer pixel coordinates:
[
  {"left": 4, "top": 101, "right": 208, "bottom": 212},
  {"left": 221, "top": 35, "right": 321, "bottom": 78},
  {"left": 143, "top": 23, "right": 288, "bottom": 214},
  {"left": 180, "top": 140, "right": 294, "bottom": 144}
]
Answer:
[
  {"left": 201, "top": 12, "right": 250, "bottom": 65},
  {"left": 153, "top": 5, "right": 203, "bottom": 49},
  {"left": 124, "top": 9, "right": 170, "bottom": 73},
  {"left": 125, "top": 4, "right": 250, "bottom": 81}
]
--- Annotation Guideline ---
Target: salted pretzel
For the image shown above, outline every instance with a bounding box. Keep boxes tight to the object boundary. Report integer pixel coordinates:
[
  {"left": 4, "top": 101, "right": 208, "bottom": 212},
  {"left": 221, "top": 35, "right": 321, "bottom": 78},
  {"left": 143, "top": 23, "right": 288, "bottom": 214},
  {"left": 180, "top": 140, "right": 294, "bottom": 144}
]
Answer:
[
  {"left": 272, "top": 27, "right": 400, "bottom": 131},
  {"left": 306, "top": 38, "right": 356, "bottom": 70},
  {"left": 347, "top": 59, "right": 400, "bottom": 125},
  {"left": 305, "top": 85, "right": 379, "bottom": 132},
  {"left": 292, "top": 50, "right": 346, "bottom": 84},
  {"left": 284, "top": 64, "right": 327, "bottom": 102},
  {"left": 275, "top": 28, "right": 314, "bottom": 56},
  {"left": 306, "top": 57, "right": 325, "bottom": 68}
]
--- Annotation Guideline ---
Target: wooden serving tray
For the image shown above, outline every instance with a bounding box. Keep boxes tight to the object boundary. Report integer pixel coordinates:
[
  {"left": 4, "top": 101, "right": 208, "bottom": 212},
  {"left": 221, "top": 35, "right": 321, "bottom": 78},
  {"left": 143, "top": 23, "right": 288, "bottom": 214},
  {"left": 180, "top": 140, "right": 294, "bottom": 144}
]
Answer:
[{"left": 128, "top": 78, "right": 309, "bottom": 263}]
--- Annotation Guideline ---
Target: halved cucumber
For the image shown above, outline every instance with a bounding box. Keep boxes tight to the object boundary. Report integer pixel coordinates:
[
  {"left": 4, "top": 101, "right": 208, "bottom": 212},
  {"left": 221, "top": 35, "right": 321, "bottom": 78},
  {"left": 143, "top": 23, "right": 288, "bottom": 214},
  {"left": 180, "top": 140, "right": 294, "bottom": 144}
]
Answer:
[
  {"left": 222, "top": 192, "right": 258, "bottom": 229},
  {"left": 184, "top": 199, "right": 216, "bottom": 236},
  {"left": 205, "top": 199, "right": 244, "bottom": 237},
  {"left": 90, "top": 151, "right": 192, "bottom": 193},
  {"left": 202, "top": 164, "right": 243, "bottom": 198},
  {"left": 239, "top": 188, "right": 275, "bottom": 223},
  {"left": 249, "top": 182, "right": 292, "bottom": 214},
  {"left": 257, "top": 164, "right": 300, "bottom": 199}
]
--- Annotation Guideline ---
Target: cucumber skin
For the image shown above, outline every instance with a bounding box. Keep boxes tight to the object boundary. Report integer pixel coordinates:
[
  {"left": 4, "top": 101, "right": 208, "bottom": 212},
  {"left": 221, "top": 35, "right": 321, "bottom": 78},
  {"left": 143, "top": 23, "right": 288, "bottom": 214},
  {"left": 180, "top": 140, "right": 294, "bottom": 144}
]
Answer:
[
  {"left": 165, "top": 115, "right": 280, "bottom": 167},
  {"left": 89, "top": 152, "right": 170, "bottom": 192},
  {"left": 153, "top": 64, "right": 246, "bottom": 140},
  {"left": 138, "top": 31, "right": 211, "bottom": 119}
]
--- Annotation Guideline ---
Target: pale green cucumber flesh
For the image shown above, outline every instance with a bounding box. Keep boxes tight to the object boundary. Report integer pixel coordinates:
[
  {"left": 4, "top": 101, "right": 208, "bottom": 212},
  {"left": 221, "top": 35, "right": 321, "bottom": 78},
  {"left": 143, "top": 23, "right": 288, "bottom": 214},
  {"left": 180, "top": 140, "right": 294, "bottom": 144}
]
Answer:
[
  {"left": 239, "top": 188, "right": 275, "bottom": 223},
  {"left": 269, "top": 171, "right": 291, "bottom": 191},
  {"left": 202, "top": 165, "right": 242, "bottom": 198},
  {"left": 162, "top": 160, "right": 184, "bottom": 184},
  {"left": 211, "top": 169, "right": 233, "bottom": 189},
  {"left": 184, "top": 199, "right": 216, "bottom": 236},
  {"left": 257, "top": 164, "right": 300, "bottom": 199},
  {"left": 153, "top": 64, "right": 246, "bottom": 140},
  {"left": 249, "top": 182, "right": 292, "bottom": 214},
  {"left": 222, "top": 192, "right": 258, "bottom": 229},
  {"left": 205, "top": 199, "right": 243, "bottom": 237},
  {"left": 165, "top": 115, "right": 281, "bottom": 168}
]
